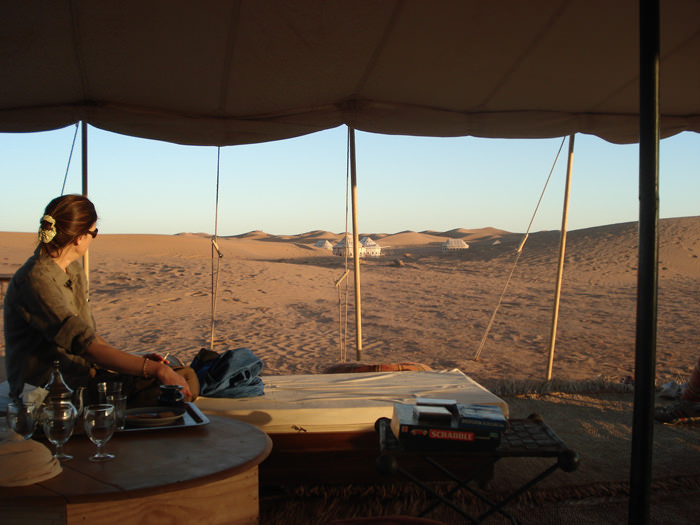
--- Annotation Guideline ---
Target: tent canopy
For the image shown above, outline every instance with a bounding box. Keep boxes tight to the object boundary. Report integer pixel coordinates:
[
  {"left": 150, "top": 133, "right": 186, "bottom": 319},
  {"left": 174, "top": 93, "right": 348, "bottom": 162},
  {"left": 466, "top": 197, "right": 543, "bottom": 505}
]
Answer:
[
  {"left": 1, "top": 1, "right": 697, "bottom": 518},
  {"left": 1, "top": 0, "right": 698, "bottom": 147}
]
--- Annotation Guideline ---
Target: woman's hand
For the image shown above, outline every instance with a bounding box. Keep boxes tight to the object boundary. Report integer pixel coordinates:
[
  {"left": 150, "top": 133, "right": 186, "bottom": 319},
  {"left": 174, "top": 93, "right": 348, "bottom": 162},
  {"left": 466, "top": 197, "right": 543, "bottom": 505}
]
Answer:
[
  {"left": 152, "top": 362, "right": 193, "bottom": 401},
  {"left": 144, "top": 352, "right": 169, "bottom": 364},
  {"left": 86, "top": 338, "right": 193, "bottom": 400}
]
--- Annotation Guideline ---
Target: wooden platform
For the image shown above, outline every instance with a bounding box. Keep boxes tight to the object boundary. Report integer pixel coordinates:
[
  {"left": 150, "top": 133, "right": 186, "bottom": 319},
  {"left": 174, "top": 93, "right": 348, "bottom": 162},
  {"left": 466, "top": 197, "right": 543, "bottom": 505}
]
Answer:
[{"left": 0, "top": 415, "right": 272, "bottom": 525}]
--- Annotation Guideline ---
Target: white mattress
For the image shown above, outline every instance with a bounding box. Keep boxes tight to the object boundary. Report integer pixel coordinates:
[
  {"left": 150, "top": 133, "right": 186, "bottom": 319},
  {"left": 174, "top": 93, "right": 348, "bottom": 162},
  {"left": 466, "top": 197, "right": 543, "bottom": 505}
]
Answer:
[{"left": 195, "top": 369, "right": 508, "bottom": 434}]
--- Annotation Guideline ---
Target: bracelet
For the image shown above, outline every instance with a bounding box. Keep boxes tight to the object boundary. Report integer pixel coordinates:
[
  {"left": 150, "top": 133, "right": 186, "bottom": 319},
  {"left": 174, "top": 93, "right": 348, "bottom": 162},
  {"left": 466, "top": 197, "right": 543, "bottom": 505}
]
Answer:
[{"left": 142, "top": 357, "right": 149, "bottom": 378}]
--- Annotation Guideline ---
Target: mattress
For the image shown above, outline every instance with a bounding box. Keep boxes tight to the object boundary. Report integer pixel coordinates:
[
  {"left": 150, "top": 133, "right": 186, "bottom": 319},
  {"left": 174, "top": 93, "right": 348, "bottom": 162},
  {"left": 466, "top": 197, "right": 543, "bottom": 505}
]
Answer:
[{"left": 195, "top": 369, "right": 508, "bottom": 434}]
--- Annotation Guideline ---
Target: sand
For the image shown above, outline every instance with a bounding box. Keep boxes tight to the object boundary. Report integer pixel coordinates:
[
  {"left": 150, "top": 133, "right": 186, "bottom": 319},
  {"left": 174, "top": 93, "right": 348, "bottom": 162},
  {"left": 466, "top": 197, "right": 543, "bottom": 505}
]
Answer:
[{"left": 1, "top": 217, "right": 699, "bottom": 391}]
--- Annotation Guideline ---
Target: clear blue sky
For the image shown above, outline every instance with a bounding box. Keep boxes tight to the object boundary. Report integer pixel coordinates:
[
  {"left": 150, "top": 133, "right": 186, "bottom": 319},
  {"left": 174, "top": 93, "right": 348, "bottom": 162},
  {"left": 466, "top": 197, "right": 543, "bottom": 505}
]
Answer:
[{"left": 1, "top": 125, "right": 698, "bottom": 236}]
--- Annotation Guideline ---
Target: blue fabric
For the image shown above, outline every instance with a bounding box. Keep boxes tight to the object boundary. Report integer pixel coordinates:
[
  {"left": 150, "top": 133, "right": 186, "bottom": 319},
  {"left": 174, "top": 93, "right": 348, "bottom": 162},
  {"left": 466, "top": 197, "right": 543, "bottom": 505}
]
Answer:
[{"left": 192, "top": 347, "right": 264, "bottom": 398}]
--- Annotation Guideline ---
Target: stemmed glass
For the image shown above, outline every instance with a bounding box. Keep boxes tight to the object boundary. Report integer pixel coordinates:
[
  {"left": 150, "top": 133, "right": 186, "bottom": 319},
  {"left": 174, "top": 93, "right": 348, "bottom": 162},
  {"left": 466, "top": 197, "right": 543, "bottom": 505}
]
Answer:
[
  {"left": 42, "top": 401, "right": 78, "bottom": 460},
  {"left": 6, "top": 401, "right": 38, "bottom": 439},
  {"left": 84, "top": 404, "right": 116, "bottom": 462}
]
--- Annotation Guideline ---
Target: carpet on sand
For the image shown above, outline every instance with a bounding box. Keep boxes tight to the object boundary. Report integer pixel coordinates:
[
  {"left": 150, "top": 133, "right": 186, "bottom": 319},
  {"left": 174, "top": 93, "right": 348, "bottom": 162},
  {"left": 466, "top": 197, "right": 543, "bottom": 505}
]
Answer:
[{"left": 260, "top": 390, "right": 700, "bottom": 524}]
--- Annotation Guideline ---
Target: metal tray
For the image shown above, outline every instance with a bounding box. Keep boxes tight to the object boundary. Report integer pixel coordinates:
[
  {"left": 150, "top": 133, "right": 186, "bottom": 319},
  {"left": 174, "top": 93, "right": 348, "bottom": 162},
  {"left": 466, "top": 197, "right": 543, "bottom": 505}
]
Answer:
[{"left": 120, "top": 402, "right": 209, "bottom": 432}]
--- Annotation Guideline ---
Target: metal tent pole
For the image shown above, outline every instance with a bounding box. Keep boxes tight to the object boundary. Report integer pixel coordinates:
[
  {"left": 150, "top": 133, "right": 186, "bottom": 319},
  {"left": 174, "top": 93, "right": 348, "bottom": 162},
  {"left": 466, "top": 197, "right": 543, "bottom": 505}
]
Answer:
[
  {"left": 349, "top": 128, "right": 363, "bottom": 360},
  {"left": 629, "top": 0, "right": 660, "bottom": 522},
  {"left": 546, "top": 134, "right": 575, "bottom": 381}
]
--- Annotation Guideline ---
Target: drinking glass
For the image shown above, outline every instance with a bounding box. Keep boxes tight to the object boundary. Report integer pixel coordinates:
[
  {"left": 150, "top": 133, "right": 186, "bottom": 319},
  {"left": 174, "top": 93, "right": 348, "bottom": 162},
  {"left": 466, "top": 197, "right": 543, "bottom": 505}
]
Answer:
[
  {"left": 42, "top": 402, "right": 78, "bottom": 460},
  {"left": 106, "top": 394, "right": 127, "bottom": 430},
  {"left": 6, "top": 401, "right": 38, "bottom": 439},
  {"left": 97, "top": 381, "right": 122, "bottom": 404},
  {"left": 84, "top": 404, "right": 116, "bottom": 462}
]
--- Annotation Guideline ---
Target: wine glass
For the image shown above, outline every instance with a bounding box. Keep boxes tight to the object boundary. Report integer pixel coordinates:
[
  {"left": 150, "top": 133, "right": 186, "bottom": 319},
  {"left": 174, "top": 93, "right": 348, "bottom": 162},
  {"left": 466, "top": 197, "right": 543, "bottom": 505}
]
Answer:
[
  {"left": 84, "top": 404, "right": 116, "bottom": 462},
  {"left": 6, "top": 401, "right": 38, "bottom": 439},
  {"left": 42, "top": 401, "right": 78, "bottom": 460}
]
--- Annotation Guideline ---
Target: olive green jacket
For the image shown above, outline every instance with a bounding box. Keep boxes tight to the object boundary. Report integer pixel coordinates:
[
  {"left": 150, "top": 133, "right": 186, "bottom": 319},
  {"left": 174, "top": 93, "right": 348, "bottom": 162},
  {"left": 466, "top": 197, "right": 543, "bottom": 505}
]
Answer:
[{"left": 4, "top": 248, "right": 96, "bottom": 400}]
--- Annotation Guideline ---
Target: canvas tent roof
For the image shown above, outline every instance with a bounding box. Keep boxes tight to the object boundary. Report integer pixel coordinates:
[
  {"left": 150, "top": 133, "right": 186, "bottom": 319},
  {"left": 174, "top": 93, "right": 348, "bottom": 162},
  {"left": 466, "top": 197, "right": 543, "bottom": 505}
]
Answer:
[
  {"left": 334, "top": 237, "right": 354, "bottom": 248},
  {"left": 0, "top": 1, "right": 698, "bottom": 146},
  {"left": 360, "top": 237, "right": 379, "bottom": 247},
  {"left": 442, "top": 238, "right": 469, "bottom": 249},
  {"left": 314, "top": 240, "right": 333, "bottom": 249}
]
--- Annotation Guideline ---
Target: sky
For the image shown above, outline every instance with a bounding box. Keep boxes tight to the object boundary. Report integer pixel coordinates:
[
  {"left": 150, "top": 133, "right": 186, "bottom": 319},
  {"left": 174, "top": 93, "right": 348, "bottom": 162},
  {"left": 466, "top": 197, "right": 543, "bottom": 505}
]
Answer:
[{"left": 1, "top": 125, "right": 698, "bottom": 237}]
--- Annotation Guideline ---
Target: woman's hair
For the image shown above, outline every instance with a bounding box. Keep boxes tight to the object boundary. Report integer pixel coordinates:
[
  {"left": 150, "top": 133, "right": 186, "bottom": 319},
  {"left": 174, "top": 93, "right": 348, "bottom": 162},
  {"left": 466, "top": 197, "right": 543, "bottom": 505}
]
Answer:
[{"left": 38, "top": 194, "right": 98, "bottom": 256}]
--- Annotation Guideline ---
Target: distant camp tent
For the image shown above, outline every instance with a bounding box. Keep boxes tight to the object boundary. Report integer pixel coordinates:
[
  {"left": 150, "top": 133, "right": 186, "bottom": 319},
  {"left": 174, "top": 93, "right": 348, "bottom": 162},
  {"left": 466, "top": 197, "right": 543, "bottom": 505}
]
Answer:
[
  {"left": 442, "top": 239, "right": 470, "bottom": 252},
  {"left": 333, "top": 237, "right": 357, "bottom": 257},
  {"left": 360, "top": 237, "right": 382, "bottom": 257},
  {"left": 333, "top": 236, "right": 382, "bottom": 257},
  {"left": 314, "top": 240, "right": 333, "bottom": 250}
]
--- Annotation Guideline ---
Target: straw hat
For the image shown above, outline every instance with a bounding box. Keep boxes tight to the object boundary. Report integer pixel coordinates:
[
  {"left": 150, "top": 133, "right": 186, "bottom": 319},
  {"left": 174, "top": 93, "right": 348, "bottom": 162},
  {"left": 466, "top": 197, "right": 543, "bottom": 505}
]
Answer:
[{"left": 0, "top": 430, "right": 62, "bottom": 486}]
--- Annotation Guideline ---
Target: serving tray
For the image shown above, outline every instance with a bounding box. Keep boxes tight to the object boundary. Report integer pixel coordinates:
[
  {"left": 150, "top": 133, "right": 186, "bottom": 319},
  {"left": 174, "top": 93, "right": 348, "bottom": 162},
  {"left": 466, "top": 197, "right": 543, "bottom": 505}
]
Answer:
[{"left": 120, "top": 402, "right": 209, "bottom": 432}]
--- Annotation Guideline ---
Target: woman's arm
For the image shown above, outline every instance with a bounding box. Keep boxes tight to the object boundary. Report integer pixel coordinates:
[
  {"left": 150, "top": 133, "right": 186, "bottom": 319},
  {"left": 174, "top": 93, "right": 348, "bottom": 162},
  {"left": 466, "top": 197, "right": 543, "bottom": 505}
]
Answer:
[{"left": 85, "top": 336, "right": 193, "bottom": 400}]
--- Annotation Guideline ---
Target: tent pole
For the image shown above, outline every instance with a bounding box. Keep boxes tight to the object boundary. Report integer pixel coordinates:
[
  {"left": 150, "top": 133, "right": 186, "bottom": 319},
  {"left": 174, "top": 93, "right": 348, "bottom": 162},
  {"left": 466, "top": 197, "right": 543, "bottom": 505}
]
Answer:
[
  {"left": 546, "top": 134, "right": 575, "bottom": 381},
  {"left": 629, "top": 0, "right": 660, "bottom": 522},
  {"left": 349, "top": 128, "right": 363, "bottom": 361},
  {"left": 81, "top": 121, "right": 90, "bottom": 284}
]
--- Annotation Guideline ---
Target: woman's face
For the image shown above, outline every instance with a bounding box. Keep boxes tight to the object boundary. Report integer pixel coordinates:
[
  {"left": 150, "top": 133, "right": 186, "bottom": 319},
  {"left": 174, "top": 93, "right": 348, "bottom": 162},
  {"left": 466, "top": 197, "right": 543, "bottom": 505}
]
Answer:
[{"left": 75, "top": 222, "right": 97, "bottom": 256}]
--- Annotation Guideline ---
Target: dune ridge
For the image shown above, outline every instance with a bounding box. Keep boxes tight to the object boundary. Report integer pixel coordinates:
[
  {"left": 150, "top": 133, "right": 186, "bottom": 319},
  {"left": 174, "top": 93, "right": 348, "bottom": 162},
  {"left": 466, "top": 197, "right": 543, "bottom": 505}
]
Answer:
[{"left": 1, "top": 217, "right": 698, "bottom": 389}]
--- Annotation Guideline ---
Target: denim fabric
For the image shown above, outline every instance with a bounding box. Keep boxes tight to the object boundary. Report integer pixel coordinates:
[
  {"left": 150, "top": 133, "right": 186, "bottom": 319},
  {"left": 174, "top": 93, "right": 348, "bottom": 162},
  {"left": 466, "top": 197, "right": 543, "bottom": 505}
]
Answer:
[
  {"left": 211, "top": 376, "right": 264, "bottom": 398},
  {"left": 192, "top": 347, "right": 264, "bottom": 398}
]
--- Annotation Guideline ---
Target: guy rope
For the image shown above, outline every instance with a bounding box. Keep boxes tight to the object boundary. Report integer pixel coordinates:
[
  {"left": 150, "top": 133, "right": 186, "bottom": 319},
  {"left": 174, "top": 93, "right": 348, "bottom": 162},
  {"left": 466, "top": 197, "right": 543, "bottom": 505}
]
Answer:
[
  {"left": 473, "top": 136, "right": 568, "bottom": 364},
  {"left": 210, "top": 147, "right": 224, "bottom": 351},
  {"left": 335, "top": 128, "right": 353, "bottom": 363},
  {"left": 336, "top": 127, "right": 364, "bottom": 362}
]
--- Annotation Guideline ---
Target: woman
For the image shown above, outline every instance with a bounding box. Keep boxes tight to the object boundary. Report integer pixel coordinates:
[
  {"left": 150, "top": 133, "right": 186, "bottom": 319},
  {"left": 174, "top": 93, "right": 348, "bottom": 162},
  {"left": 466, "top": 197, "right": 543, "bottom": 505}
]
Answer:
[{"left": 3, "top": 195, "right": 197, "bottom": 405}]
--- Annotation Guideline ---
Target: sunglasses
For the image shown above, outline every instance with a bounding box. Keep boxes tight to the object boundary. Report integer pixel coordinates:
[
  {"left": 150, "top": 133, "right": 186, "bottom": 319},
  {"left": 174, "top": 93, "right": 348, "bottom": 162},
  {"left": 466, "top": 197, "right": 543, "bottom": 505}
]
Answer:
[{"left": 87, "top": 228, "right": 98, "bottom": 239}]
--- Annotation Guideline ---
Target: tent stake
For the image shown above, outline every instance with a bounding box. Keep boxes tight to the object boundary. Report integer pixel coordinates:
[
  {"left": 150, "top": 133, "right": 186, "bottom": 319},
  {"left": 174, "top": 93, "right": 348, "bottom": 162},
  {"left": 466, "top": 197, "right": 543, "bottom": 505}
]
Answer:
[
  {"left": 546, "top": 134, "right": 575, "bottom": 380},
  {"left": 349, "top": 128, "right": 363, "bottom": 361}
]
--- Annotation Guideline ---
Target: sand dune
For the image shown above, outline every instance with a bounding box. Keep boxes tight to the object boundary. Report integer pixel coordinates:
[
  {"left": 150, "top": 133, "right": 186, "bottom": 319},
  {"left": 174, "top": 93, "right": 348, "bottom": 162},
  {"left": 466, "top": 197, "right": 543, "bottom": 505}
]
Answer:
[{"left": 1, "top": 217, "right": 699, "bottom": 391}]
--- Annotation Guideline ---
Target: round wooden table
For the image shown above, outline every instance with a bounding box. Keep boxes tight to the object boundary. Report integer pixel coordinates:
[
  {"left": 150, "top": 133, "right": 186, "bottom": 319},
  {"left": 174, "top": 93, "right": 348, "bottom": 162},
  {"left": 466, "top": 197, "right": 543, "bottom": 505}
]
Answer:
[{"left": 1, "top": 415, "right": 272, "bottom": 525}]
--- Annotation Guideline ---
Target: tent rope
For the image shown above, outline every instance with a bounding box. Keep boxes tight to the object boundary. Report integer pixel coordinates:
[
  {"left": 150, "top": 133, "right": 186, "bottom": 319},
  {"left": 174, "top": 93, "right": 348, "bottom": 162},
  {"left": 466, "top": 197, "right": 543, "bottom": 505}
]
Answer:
[
  {"left": 336, "top": 128, "right": 353, "bottom": 362},
  {"left": 210, "top": 147, "right": 224, "bottom": 351},
  {"left": 60, "top": 123, "right": 80, "bottom": 195},
  {"left": 473, "top": 136, "right": 566, "bottom": 361},
  {"left": 335, "top": 269, "right": 349, "bottom": 363}
]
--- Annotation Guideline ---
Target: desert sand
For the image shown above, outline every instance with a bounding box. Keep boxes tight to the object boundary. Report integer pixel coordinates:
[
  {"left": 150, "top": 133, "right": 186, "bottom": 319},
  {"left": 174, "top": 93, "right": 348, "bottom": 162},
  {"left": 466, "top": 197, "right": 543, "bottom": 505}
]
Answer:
[{"left": 2, "top": 217, "right": 699, "bottom": 392}]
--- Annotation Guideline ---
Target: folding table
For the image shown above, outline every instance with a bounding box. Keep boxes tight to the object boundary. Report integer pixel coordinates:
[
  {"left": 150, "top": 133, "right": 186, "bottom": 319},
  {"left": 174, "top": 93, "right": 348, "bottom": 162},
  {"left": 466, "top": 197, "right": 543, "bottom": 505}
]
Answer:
[{"left": 375, "top": 414, "right": 579, "bottom": 524}]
